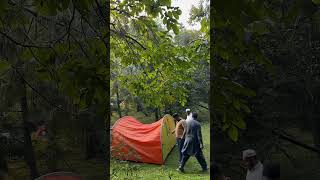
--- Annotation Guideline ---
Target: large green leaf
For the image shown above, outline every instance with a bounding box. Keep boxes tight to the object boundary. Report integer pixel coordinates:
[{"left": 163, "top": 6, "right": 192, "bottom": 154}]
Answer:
[
  {"left": 228, "top": 125, "right": 239, "bottom": 142},
  {"left": 0, "top": 60, "right": 10, "bottom": 74},
  {"left": 233, "top": 116, "right": 246, "bottom": 130}
]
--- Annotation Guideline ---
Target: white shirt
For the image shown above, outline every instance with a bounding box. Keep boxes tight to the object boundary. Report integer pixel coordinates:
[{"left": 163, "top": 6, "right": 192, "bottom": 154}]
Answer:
[
  {"left": 186, "top": 113, "right": 193, "bottom": 121},
  {"left": 246, "top": 161, "right": 263, "bottom": 180}
]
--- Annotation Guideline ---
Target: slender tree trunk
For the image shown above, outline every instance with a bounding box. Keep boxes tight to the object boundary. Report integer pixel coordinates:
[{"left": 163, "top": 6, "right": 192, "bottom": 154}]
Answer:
[
  {"left": 115, "top": 82, "right": 122, "bottom": 118},
  {"left": 0, "top": 150, "right": 8, "bottom": 174},
  {"left": 135, "top": 98, "right": 143, "bottom": 112},
  {"left": 155, "top": 108, "right": 159, "bottom": 121},
  {"left": 20, "top": 77, "right": 39, "bottom": 179},
  {"left": 312, "top": 97, "right": 320, "bottom": 150}
]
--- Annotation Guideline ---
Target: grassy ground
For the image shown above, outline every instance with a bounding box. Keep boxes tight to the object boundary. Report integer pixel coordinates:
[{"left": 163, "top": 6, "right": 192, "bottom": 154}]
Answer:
[{"left": 110, "top": 109, "right": 210, "bottom": 180}]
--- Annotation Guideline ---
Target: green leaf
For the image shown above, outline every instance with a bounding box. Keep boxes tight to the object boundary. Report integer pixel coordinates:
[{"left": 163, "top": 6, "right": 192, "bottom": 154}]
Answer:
[
  {"left": 233, "top": 117, "right": 246, "bottom": 130},
  {"left": 0, "top": 60, "right": 10, "bottom": 74},
  {"left": 172, "top": 25, "right": 179, "bottom": 35},
  {"left": 233, "top": 99, "right": 241, "bottom": 110},
  {"left": 20, "top": 49, "right": 33, "bottom": 61},
  {"left": 163, "top": 18, "right": 167, "bottom": 25},
  {"left": 222, "top": 122, "right": 230, "bottom": 131},
  {"left": 239, "top": 102, "right": 251, "bottom": 113},
  {"left": 228, "top": 125, "right": 239, "bottom": 142},
  {"left": 159, "top": 0, "right": 171, "bottom": 6},
  {"left": 173, "top": 11, "right": 179, "bottom": 19},
  {"left": 177, "top": 9, "right": 182, "bottom": 15}
]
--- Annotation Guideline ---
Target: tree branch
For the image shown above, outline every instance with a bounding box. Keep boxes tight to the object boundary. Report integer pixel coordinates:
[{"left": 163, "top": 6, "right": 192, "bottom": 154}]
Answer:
[
  {"left": 111, "top": 29, "right": 146, "bottom": 50},
  {"left": 0, "top": 31, "right": 50, "bottom": 48}
]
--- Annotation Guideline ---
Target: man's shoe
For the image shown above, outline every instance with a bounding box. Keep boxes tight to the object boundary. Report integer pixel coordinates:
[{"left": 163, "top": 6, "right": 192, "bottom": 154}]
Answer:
[
  {"left": 200, "top": 168, "right": 208, "bottom": 173},
  {"left": 176, "top": 168, "right": 185, "bottom": 173}
]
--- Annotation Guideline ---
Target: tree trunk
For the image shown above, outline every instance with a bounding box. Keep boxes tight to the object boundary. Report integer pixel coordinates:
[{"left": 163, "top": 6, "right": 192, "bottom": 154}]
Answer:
[
  {"left": 136, "top": 98, "right": 143, "bottom": 112},
  {"left": 312, "top": 97, "right": 320, "bottom": 150},
  {"left": 20, "top": 77, "right": 39, "bottom": 179},
  {"left": 115, "top": 82, "right": 122, "bottom": 118},
  {"left": 312, "top": 117, "right": 320, "bottom": 149},
  {"left": 155, "top": 108, "right": 159, "bottom": 121},
  {"left": 0, "top": 150, "right": 8, "bottom": 174}
]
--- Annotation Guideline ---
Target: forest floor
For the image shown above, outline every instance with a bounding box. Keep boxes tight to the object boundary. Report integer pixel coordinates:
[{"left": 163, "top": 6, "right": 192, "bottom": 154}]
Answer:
[
  {"left": 7, "top": 150, "right": 105, "bottom": 180},
  {"left": 110, "top": 110, "right": 210, "bottom": 180}
]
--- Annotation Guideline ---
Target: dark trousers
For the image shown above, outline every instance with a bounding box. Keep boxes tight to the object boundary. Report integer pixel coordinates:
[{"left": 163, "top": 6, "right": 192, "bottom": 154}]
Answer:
[
  {"left": 176, "top": 138, "right": 185, "bottom": 164},
  {"left": 180, "top": 149, "right": 207, "bottom": 170}
]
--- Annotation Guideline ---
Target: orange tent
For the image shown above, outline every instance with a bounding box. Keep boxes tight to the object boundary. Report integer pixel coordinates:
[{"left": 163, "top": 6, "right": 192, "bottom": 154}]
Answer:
[{"left": 111, "top": 114, "right": 176, "bottom": 164}]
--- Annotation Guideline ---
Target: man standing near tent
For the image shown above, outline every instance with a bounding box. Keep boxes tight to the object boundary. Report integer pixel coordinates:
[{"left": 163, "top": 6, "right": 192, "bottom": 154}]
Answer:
[
  {"left": 171, "top": 113, "right": 186, "bottom": 166},
  {"left": 185, "top": 109, "right": 193, "bottom": 121},
  {"left": 178, "top": 112, "right": 207, "bottom": 173}
]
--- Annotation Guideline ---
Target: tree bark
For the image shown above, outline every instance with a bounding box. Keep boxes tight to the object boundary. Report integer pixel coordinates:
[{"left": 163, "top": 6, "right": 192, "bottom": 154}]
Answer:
[
  {"left": 136, "top": 98, "right": 143, "bottom": 112},
  {"left": 0, "top": 149, "right": 8, "bottom": 174},
  {"left": 312, "top": 97, "right": 320, "bottom": 150},
  {"left": 20, "top": 77, "right": 39, "bottom": 179},
  {"left": 155, "top": 108, "right": 159, "bottom": 121},
  {"left": 115, "top": 82, "right": 122, "bottom": 118}
]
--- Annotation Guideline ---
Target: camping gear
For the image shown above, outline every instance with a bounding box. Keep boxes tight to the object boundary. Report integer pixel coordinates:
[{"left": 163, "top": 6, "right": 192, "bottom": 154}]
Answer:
[
  {"left": 111, "top": 114, "right": 176, "bottom": 164},
  {"left": 35, "top": 172, "right": 82, "bottom": 180}
]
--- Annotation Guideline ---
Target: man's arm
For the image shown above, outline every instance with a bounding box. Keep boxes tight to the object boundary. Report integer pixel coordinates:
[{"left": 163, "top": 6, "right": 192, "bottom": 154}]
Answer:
[
  {"left": 181, "top": 120, "right": 187, "bottom": 138},
  {"left": 197, "top": 125, "right": 203, "bottom": 148}
]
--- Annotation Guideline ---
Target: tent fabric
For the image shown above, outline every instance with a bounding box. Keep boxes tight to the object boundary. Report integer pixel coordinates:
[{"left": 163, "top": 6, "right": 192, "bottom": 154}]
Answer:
[
  {"left": 111, "top": 114, "right": 176, "bottom": 164},
  {"left": 35, "top": 172, "right": 82, "bottom": 180}
]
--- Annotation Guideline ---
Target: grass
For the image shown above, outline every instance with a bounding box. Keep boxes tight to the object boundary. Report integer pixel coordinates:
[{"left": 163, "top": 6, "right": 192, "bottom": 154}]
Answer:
[{"left": 110, "top": 109, "right": 210, "bottom": 180}]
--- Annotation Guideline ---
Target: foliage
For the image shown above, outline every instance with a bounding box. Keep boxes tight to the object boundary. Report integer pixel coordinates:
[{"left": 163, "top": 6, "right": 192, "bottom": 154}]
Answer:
[
  {"left": 211, "top": 0, "right": 278, "bottom": 141},
  {"left": 110, "top": 0, "right": 210, "bottom": 117}
]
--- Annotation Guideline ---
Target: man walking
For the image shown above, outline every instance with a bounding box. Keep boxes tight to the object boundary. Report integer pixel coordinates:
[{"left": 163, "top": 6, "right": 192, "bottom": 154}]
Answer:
[
  {"left": 178, "top": 112, "right": 207, "bottom": 173},
  {"left": 171, "top": 113, "right": 186, "bottom": 166},
  {"left": 185, "top": 109, "right": 193, "bottom": 121}
]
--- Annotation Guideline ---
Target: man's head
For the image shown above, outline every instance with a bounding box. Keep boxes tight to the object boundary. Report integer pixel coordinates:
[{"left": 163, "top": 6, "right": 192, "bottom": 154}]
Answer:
[
  {"left": 192, "top": 112, "right": 198, "bottom": 120},
  {"left": 186, "top": 109, "right": 191, "bottom": 115},
  {"left": 242, "top": 149, "right": 258, "bottom": 170},
  {"left": 263, "top": 162, "right": 280, "bottom": 180},
  {"left": 172, "top": 113, "right": 180, "bottom": 122}
]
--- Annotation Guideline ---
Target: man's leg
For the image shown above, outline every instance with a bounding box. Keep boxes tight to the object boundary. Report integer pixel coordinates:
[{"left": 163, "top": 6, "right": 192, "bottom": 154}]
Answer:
[
  {"left": 178, "top": 138, "right": 185, "bottom": 165},
  {"left": 178, "top": 153, "right": 190, "bottom": 172},
  {"left": 176, "top": 138, "right": 182, "bottom": 164},
  {"left": 195, "top": 150, "right": 207, "bottom": 171}
]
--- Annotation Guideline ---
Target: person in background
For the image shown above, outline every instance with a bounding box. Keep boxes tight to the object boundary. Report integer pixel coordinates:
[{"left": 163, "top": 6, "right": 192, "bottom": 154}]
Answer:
[
  {"left": 35, "top": 120, "right": 47, "bottom": 139},
  {"left": 185, "top": 109, "right": 193, "bottom": 121},
  {"left": 171, "top": 113, "right": 186, "bottom": 166},
  {"left": 242, "top": 149, "right": 263, "bottom": 180},
  {"left": 178, "top": 112, "right": 207, "bottom": 173},
  {"left": 262, "top": 162, "right": 280, "bottom": 180}
]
